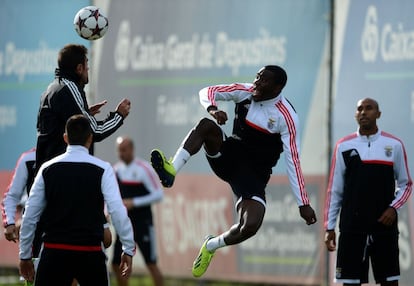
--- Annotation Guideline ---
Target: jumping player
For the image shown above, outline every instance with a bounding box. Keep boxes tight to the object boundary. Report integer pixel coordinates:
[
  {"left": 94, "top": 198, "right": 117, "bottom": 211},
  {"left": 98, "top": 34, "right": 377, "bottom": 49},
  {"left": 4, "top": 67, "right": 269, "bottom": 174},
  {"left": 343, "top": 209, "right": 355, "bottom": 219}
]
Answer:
[{"left": 150, "top": 65, "right": 317, "bottom": 277}]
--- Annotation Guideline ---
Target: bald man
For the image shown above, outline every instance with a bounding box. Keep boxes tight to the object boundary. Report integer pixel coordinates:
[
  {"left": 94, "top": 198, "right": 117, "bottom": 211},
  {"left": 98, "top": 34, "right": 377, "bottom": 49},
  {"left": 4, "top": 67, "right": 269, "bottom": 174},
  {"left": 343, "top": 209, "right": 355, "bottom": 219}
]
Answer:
[
  {"left": 112, "top": 136, "right": 164, "bottom": 286},
  {"left": 324, "top": 98, "right": 412, "bottom": 286}
]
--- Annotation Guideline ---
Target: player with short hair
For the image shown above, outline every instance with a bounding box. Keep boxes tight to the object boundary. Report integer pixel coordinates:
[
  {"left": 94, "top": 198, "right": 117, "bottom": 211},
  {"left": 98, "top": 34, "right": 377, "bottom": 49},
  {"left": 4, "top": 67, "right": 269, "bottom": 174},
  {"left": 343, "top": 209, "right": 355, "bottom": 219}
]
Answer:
[
  {"left": 2, "top": 148, "right": 36, "bottom": 244},
  {"left": 112, "top": 136, "right": 164, "bottom": 286},
  {"left": 35, "top": 43, "right": 131, "bottom": 171},
  {"left": 19, "top": 114, "right": 135, "bottom": 285},
  {"left": 2, "top": 147, "right": 112, "bottom": 286},
  {"left": 151, "top": 65, "right": 317, "bottom": 277},
  {"left": 324, "top": 98, "right": 412, "bottom": 286}
]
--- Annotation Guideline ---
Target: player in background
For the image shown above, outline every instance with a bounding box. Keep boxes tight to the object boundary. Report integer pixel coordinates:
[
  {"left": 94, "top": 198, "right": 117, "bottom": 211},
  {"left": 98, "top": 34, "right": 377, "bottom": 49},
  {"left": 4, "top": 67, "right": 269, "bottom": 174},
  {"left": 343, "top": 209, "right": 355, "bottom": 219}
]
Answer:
[
  {"left": 19, "top": 115, "right": 135, "bottom": 285},
  {"left": 150, "top": 65, "right": 317, "bottom": 277},
  {"left": 112, "top": 136, "right": 164, "bottom": 286},
  {"left": 2, "top": 148, "right": 36, "bottom": 244},
  {"left": 324, "top": 98, "right": 412, "bottom": 286},
  {"left": 1, "top": 147, "right": 112, "bottom": 286},
  {"left": 35, "top": 44, "right": 131, "bottom": 171}
]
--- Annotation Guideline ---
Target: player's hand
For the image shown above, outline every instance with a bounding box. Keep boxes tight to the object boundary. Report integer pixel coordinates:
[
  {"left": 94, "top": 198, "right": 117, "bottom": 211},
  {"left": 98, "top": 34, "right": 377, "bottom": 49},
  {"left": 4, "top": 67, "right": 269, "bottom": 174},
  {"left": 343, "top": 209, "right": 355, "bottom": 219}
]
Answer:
[
  {"left": 119, "top": 253, "right": 133, "bottom": 278},
  {"left": 378, "top": 206, "right": 397, "bottom": 226},
  {"left": 19, "top": 259, "right": 35, "bottom": 283},
  {"left": 116, "top": 98, "right": 131, "bottom": 118},
  {"left": 89, "top": 100, "right": 107, "bottom": 115},
  {"left": 122, "top": 198, "right": 134, "bottom": 210},
  {"left": 209, "top": 109, "right": 228, "bottom": 125},
  {"left": 4, "top": 225, "right": 18, "bottom": 242},
  {"left": 324, "top": 230, "right": 336, "bottom": 251},
  {"left": 299, "top": 205, "right": 317, "bottom": 225}
]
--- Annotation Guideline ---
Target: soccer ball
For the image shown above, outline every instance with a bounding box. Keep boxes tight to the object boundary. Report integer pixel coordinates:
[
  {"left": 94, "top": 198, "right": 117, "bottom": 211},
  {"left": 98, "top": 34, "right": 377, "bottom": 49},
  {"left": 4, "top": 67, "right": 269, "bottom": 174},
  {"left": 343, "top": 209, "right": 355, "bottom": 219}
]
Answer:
[{"left": 73, "top": 6, "right": 108, "bottom": 40}]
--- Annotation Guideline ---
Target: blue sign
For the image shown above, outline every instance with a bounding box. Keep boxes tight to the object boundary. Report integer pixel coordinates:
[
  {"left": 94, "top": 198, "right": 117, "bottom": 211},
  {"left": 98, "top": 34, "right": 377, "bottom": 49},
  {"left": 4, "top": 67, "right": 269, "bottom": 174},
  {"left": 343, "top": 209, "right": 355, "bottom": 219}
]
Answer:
[
  {"left": 94, "top": 0, "right": 330, "bottom": 174},
  {"left": 0, "top": 0, "right": 90, "bottom": 169},
  {"left": 334, "top": 0, "right": 414, "bottom": 177}
]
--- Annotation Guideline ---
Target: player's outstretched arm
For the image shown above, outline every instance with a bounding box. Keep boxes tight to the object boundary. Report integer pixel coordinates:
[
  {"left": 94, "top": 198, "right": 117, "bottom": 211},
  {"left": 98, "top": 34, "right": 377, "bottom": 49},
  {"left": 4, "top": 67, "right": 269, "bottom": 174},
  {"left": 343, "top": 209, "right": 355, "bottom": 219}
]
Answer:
[
  {"left": 115, "top": 98, "right": 131, "bottom": 118},
  {"left": 89, "top": 100, "right": 107, "bottom": 115}
]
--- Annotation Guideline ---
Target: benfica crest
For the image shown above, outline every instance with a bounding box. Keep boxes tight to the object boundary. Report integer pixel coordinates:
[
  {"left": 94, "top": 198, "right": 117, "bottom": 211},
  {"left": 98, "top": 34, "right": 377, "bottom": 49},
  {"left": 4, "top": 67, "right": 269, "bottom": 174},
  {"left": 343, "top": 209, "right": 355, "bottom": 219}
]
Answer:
[
  {"left": 267, "top": 118, "right": 275, "bottom": 129},
  {"left": 384, "top": 146, "right": 393, "bottom": 157}
]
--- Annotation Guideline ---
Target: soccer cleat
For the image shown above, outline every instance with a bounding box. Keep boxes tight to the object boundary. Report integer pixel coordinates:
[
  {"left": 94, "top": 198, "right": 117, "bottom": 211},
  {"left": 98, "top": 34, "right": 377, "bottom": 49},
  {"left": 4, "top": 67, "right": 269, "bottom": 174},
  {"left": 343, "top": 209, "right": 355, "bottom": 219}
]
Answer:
[
  {"left": 192, "top": 235, "right": 215, "bottom": 278},
  {"left": 150, "top": 149, "right": 176, "bottom": 188}
]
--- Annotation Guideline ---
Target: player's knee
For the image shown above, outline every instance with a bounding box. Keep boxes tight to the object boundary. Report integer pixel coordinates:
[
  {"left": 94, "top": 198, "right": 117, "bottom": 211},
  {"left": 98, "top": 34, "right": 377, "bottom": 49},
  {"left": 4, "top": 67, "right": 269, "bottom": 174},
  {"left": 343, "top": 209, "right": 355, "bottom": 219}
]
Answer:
[
  {"left": 196, "top": 117, "right": 216, "bottom": 130},
  {"left": 195, "top": 118, "right": 221, "bottom": 139}
]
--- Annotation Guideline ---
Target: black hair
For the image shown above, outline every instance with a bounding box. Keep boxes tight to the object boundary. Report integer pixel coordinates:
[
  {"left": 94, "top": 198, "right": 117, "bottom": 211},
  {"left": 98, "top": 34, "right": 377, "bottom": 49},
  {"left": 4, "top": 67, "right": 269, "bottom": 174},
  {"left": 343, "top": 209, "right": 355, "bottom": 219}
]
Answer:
[
  {"left": 65, "top": 114, "right": 92, "bottom": 145},
  {"left": 57, "top": 44, "right": 88, "bottom": 80},
  {"left": 264, "top": 65, "right": 287, "bottom": 87}
]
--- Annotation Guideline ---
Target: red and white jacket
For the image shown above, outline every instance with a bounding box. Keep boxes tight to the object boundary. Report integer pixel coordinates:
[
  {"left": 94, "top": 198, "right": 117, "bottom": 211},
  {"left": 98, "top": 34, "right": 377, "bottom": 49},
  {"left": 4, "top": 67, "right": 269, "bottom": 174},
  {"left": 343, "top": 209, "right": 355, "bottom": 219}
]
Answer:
[
  {"left": 324, "top": 129, "right": 412, "bottom": 233},
  {"left": 2, "top": 148, "right": 36, "bottom": 227},
  {"left": 199, "top": 83, "right": 310, "bottom": 206}
]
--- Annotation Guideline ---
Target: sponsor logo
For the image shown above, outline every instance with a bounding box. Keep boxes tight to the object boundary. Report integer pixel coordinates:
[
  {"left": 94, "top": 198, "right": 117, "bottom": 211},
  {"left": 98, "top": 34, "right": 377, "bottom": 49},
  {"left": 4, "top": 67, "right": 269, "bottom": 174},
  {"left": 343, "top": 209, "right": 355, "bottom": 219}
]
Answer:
[{"left": 361, "top": 5, "right": 414, "bottom": 63}]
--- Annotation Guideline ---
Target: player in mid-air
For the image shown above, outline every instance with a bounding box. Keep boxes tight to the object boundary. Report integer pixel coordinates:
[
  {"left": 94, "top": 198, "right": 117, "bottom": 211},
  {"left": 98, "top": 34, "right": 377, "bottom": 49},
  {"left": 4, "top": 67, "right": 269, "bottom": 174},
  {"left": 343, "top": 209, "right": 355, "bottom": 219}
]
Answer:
[{"left": 150, "top": 65, "right": 317, "bottom": 277}]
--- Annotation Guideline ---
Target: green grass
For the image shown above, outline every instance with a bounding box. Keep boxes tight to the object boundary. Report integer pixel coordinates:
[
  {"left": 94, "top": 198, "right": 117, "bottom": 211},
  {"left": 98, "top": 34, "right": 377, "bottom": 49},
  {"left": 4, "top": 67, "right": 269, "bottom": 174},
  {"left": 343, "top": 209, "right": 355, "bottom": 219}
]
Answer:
[
  {"left": 0, "top": 272, "right": 281, "bottom": 286},
  {"left": 111, "top": 276, "right": 272, "bottom": 286}
]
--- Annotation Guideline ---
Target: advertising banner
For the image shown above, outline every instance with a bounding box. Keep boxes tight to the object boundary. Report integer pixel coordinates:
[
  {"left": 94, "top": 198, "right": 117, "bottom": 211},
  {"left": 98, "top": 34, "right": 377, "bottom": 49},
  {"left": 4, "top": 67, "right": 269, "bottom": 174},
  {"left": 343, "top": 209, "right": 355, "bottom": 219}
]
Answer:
[
  {"left": 0, "top": 0, "right": 90, "bottom": 266},
  {"left": 153, "top": 175, "right": 325, "bottom": 284},
  {"left": 94, "top": 0, "right": 330, "bottom": 176},
  {"left": 94, "top": 0, "right": 329, "bottom": 284},
  {"left": 1, "top": 0, "right": 331, "bottom": 284},
  {"left": 0, "top": 0, "right": 91, "bottom": 170}
]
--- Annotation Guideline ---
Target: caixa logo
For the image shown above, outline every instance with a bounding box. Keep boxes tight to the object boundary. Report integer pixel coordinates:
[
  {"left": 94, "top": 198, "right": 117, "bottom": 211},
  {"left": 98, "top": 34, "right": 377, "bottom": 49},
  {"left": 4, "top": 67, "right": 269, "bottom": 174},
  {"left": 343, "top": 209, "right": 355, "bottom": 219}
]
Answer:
[
  {"left": 361, "top": 6, "right": 379, "bottom": 62},
  {"left": 361, "top": 5, "right": 414, "bottom": 63}
]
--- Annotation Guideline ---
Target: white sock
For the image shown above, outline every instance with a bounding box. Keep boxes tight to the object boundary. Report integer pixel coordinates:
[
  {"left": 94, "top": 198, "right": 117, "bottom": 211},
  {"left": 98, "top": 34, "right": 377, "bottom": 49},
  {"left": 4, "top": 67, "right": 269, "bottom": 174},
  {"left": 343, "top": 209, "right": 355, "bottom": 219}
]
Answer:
[
  {"left": 206, "top": 234, "right": 226, "bottom": 252},
  {"left": 171, "top": 147, "right": 190, "bottom": 172}
]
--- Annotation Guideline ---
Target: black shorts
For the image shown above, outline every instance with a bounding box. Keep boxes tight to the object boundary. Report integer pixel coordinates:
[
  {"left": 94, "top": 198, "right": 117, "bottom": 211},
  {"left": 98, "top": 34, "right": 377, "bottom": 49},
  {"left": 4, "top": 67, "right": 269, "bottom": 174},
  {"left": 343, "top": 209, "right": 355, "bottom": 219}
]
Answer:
[
  {"left": 35, "top": 247, "right": 108, "bottom": 286},
  {"left": 206, "top": 137, "right": 271, "bottom": 203},
  {"left": 112, "top": 218, "right": 157, "bottom": 265},
  {"left": 335, "top": 232, "right": 400, "bottom": 284}
]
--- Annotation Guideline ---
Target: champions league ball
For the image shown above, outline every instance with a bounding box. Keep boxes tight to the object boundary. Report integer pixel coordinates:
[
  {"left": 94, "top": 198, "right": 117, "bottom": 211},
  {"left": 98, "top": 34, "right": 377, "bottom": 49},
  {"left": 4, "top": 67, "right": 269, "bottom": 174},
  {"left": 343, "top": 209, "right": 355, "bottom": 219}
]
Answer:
[{"left": 73, "top": 6, "right": 108, "bottom": 40}]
